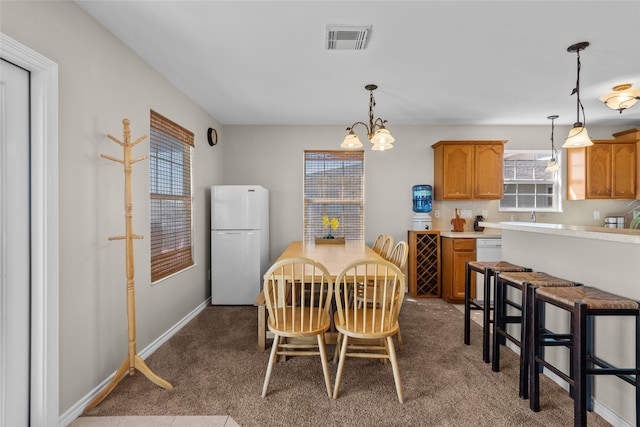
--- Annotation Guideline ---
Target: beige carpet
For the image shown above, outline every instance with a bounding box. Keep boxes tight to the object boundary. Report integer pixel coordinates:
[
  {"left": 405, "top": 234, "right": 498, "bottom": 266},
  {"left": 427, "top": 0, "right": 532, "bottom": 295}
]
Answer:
[{"left": 80, "top": 297, "right": 611, "bottom": 426}]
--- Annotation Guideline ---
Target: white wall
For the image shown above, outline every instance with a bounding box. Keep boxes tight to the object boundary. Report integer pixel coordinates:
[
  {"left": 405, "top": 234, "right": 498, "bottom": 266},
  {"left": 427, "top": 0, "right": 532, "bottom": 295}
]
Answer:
[
  {"left": 2, "top": 1, "right": 224, "bottom": 413},
  {"left": 222, "top": 124, "right": 639, "bottom": 264}
]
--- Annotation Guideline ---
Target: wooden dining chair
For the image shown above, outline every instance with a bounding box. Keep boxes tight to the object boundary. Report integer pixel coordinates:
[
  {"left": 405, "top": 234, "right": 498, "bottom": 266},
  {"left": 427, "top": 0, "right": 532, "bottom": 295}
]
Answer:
[
  {"left": 372, "top": 234, "right": 386, "bottom": 255},
  {"left": 379, "top": 235, "right": 394, "bottom": 259},
  {"left": 355, "top": 238, "right": 401, "bottom": 311},
  {"left": 333, "top": 259, "right": 406, "bottom": 403},
  {"left": 387, "top": 240, "right": 408, "bottom": 350},
  {"left": 261, "top": 258, "right": 334, "bottom": 398},
  {"left": 387, "top": 241, "right": 408, "bottom": 269}
]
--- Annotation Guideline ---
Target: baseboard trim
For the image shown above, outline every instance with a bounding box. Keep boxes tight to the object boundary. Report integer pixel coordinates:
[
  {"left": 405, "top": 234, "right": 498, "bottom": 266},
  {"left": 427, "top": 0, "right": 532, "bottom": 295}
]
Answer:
[{"left": 59, "top": 298, "right": 211, "bottom": 427}]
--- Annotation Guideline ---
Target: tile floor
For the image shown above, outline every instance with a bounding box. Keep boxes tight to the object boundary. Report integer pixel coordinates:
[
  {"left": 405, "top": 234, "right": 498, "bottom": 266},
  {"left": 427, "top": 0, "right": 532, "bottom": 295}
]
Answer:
[{"left": 68, "top": 416, "right": 240, "bottom": 427}]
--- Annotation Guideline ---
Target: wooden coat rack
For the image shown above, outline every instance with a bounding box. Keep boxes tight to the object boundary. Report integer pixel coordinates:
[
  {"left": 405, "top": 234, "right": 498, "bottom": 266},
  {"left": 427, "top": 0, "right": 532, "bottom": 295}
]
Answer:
[{"left": 85, "top": 119, "right": 173, "bottom": 413}]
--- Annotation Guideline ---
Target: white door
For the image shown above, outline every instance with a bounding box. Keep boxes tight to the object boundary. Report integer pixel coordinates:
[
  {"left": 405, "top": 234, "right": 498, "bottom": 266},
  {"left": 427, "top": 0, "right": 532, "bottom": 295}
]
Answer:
[{"left": 0, "top": 58, "right": 31, "bottom": 426}]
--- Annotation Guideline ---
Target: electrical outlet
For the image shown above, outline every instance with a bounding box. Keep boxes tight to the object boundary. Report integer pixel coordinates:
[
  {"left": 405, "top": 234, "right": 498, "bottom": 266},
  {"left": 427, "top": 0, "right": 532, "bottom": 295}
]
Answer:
[
  {"left": 434, "top": 210, "right": 440, "bottom": 218},
  {"left": 594, "top": 210, "right": 600, "bottom": 220},
  {"left": 482, "top": 210, "right": 488, "bottom": 218}
]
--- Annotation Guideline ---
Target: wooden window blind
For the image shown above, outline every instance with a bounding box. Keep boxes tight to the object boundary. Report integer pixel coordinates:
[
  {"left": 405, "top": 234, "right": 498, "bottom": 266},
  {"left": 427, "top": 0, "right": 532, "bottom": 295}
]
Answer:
[
  {"left": 150, "top": 110, "right": 194, "bottom": 282},
  {"left": 303, "top": 150, "right": 364, "bottom": 241}
]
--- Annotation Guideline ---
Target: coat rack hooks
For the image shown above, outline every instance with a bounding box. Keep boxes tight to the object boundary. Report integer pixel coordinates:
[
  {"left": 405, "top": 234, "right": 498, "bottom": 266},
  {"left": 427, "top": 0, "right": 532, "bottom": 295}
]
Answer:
[{"left": 84, "top": 119, "right": 172, "bottom": 413}]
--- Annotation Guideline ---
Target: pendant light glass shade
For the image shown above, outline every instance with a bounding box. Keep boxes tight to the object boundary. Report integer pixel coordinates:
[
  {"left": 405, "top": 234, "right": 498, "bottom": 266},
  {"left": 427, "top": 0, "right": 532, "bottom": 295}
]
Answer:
[
  {"left": 545, "top": 159, "right": 560, "bottom": 172},
  {"left": 340, "top": 130, "right": 363, "bottom": 148},
  {"left": 599, "top": 84, "right": 640, "bottom": 113},
  {"left": 563, "top": 123, "right": 592, "bottom": 148}
]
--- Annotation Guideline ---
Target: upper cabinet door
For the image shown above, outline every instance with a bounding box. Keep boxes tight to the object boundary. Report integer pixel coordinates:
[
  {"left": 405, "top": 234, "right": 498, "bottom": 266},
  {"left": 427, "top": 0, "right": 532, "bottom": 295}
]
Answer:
[
  {"left": 611, "top": 143, "right": 636, "bottom": 198},
  {"left": 586, "top": 144, "right": 612, "bottom": 198},
  {"left": 441, "top": 144, "right": 473, "bottom": 199},
  {"left": 474, "top": 144, "right": 504, "bottom": 199}
]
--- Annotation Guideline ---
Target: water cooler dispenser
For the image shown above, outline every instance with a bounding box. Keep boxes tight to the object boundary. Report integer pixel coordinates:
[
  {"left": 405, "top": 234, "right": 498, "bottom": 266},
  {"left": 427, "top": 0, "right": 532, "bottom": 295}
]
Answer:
[{"left": 412, "top": 185, "right": 433, "bottom": 230}]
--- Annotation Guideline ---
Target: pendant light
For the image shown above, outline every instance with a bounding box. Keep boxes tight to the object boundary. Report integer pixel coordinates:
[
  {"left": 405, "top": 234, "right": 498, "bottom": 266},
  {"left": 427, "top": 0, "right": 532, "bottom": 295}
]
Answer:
[
  {"left": 563, "top": 42, "right": 593, "bottom": 148},
  {"left": 341, "top": 84, "right": 395, "bottom": 151},
  {"left": 545, "top": 115, "right": 560, "bottom": 172}
]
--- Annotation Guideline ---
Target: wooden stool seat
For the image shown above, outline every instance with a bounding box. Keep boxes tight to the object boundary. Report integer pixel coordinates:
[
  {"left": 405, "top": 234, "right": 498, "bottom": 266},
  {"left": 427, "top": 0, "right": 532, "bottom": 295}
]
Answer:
[
  {"left": 529, "top": 285, "right": 640, "bottom": 426},
  {"left": 498, "top": 271, "right": 576, "bottom": 288},
  {"left": 493, "top": 271, "right": 580, "bottom": 399},
  {"left": 464, "top": 261, "right": 530, "bottom": 363},
  {"left": 467, "top": 260, "right": 528, "bottom": 272},
  {"left": 535, "top": 286, "right": 640, "bottom": 310}
]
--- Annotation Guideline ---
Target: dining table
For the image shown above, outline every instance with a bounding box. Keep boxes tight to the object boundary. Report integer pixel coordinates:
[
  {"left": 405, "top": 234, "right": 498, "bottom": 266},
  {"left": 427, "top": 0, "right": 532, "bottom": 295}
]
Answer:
[{"left": 254, "top": 240, "right": 387, "bottom": 350}]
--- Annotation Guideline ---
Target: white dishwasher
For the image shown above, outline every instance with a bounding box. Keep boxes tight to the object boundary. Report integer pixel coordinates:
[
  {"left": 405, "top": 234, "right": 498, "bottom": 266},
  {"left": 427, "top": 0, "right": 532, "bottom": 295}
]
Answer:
[{"left": 475, "top": 237, "right": 502, "bottom": 302}]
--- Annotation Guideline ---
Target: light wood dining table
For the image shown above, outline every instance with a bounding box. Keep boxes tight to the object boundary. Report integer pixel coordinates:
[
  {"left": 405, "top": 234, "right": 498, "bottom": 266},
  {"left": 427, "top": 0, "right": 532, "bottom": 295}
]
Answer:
[{"left": 254, "top": 240, "right": 387, "bottom": 350}]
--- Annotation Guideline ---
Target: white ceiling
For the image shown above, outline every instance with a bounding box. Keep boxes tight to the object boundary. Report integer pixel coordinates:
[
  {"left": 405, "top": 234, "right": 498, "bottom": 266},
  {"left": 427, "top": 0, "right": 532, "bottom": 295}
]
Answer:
[{"left": 75, "top": 0, "right": 640, "bottom": 129}]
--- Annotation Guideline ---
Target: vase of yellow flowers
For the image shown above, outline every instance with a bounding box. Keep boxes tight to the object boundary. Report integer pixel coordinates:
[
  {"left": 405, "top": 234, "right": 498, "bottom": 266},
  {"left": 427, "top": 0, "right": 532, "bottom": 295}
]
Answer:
[{"left": 315, "top": 216, "right": 344, "bottom": 244}]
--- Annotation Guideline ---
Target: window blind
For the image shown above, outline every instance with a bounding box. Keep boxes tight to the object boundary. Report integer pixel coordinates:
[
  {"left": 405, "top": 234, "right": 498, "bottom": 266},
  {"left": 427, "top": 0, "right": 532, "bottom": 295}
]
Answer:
[
  {"left": 150, "top": 110, "right": 194, "bottom": 282},
  {"left": 303, "top": 150, "right": 364, "bottom": 241}
]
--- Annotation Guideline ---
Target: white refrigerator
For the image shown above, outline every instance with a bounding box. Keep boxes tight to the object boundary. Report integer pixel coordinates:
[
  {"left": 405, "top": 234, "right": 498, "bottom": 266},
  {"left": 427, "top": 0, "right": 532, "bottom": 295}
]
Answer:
[{"left": 211, "top": 185, "right": 269, "bottom": 305}]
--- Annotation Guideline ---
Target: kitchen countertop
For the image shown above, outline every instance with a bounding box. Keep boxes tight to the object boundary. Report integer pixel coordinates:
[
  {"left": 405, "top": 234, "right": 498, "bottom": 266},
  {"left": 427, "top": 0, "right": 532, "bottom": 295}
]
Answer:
[{"left": 480, "top": 221, "right": 640, "bottom": 244}]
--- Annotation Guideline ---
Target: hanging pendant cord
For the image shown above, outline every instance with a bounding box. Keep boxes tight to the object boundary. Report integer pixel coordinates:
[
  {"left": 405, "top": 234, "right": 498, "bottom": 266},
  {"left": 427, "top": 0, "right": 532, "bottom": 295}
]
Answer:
[
  {"left": 368, "top": 89, "right": 376, "bottom": 133},
  {"left": 575, "top": 49, "right": 587, "bottom": 127}
]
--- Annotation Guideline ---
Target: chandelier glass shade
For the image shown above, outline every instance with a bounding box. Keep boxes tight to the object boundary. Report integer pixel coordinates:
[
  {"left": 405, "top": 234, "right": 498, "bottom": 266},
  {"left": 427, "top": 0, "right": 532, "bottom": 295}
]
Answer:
[
  {"left": 562, "top": 42, "right": 593, "bottom": 149},
  {"left": 545, "top": 115, "right": 560, "bottom": 172},
  {"left": 599, "top": 84, "right": 640, "bottom": 113},
  {"left": 342, "top": 84, "right": 394, "bottom": 151},
  {"left": 340, "top": 130, "right": 363, "bottom": 149}
]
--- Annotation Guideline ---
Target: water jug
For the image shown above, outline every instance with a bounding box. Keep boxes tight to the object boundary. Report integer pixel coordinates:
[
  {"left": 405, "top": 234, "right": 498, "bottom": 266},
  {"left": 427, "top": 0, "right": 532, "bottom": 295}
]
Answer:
[{"left": 412, "top": 185, "right": 432, "bottom": 213}]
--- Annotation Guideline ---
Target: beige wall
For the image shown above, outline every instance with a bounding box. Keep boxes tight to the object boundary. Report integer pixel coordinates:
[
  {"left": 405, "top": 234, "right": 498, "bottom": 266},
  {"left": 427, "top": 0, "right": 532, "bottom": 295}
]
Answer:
[
  {"left": 2, "top": 0, "right": 639, "bottom": 418},
  {"left": 2, "top": 1, "right": 224, "bottom": 413}
]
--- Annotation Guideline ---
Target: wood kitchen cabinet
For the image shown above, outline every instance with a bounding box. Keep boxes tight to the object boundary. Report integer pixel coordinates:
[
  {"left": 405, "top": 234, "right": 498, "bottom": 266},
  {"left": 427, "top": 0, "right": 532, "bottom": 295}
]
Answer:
[
  {"left": 566, "top": 139, "right": 637, "bottom": 200},
  {"left": 441, "top": 237, "right": 476, "bottom": 304},
  {"left": 613, "top": 127, "right": 640, "bottom": 200},
  {"left": 432, "top": 140, "right": 506, "bottom": 200},
  {"left": 408, "top": 231, "right": 440, "bottom": 298}
]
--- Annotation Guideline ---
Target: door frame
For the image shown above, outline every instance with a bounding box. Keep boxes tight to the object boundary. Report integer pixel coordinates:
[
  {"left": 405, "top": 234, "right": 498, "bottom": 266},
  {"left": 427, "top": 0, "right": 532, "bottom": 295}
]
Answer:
[{"left": 1, "top": 33, "right": 59, "bottom": 427}]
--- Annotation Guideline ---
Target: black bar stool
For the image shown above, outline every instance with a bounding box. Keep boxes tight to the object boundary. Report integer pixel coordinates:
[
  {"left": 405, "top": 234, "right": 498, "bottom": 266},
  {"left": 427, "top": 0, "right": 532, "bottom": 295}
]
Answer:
[
  {"left": 492, "top": 271, "right": 579, "bottom": 399},
  {"left": 529, "top": 285, "right": 640, "bottom": 427},
  {"left": 464, "top": 261, "right": 530, "bottom": 363}
]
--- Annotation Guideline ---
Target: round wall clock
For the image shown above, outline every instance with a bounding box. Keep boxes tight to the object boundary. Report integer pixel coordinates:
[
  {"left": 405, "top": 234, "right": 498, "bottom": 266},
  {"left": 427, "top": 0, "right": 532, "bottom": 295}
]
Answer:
[{"left": 207, "top": 127, "right": 218, "bottom": 146}]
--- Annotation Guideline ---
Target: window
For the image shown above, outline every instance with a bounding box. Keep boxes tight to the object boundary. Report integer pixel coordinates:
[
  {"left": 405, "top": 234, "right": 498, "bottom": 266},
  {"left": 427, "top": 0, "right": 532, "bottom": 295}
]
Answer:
[
  {"left": 500, "top": 150, "right": 562, "bottom": 212},
  {"left": 304, "top": 150, "right": 364, "bottom": 241},
  {"left": 149, "top": 110, "right": 194, "bottom": 282}
]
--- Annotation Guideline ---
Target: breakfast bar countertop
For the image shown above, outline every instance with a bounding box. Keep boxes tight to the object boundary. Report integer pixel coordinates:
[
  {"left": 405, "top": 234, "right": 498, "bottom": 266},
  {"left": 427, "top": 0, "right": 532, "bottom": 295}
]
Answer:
[{"left": 480, "top": 221, "right": 640, "bottom": 245}]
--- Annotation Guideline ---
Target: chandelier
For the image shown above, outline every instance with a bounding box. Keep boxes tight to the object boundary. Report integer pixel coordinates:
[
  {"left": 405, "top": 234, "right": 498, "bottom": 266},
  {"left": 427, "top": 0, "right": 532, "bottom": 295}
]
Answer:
[
  {"left": 545, "top": 115, "right": 560, "bottom": 172},
  {"left": 341, "top": 84, "right": 395, "bottom": 151},
  {"left": 562, "top": 42, "right": 593, "bottom": 148},
  {"left": 599, "top": 84, "right": 640, "bottom": 113}
]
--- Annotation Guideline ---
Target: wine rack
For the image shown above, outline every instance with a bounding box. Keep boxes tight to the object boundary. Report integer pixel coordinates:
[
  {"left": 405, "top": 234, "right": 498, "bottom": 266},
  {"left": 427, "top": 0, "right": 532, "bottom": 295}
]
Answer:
[{"left": 408, "top": 231, "right": 441, "bottom": 298}]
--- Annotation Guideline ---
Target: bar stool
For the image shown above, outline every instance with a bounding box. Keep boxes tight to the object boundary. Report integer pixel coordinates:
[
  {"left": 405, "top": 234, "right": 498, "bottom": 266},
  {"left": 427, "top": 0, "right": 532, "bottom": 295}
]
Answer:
[
  {"left": 529, "top": 286, "right": 640, "bottom": 427},
  {"left": 464, "top": 261, "right": 531, "bottom": 363},
  {"left": 492, "top": 271, "right": 579, "bottom": 399}
]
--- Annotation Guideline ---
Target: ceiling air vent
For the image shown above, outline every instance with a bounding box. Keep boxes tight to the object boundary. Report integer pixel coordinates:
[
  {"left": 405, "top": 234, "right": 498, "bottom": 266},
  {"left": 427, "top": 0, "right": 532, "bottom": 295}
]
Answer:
[{"left": 326, "top": 25, "right": 371, "bottom": 50}]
